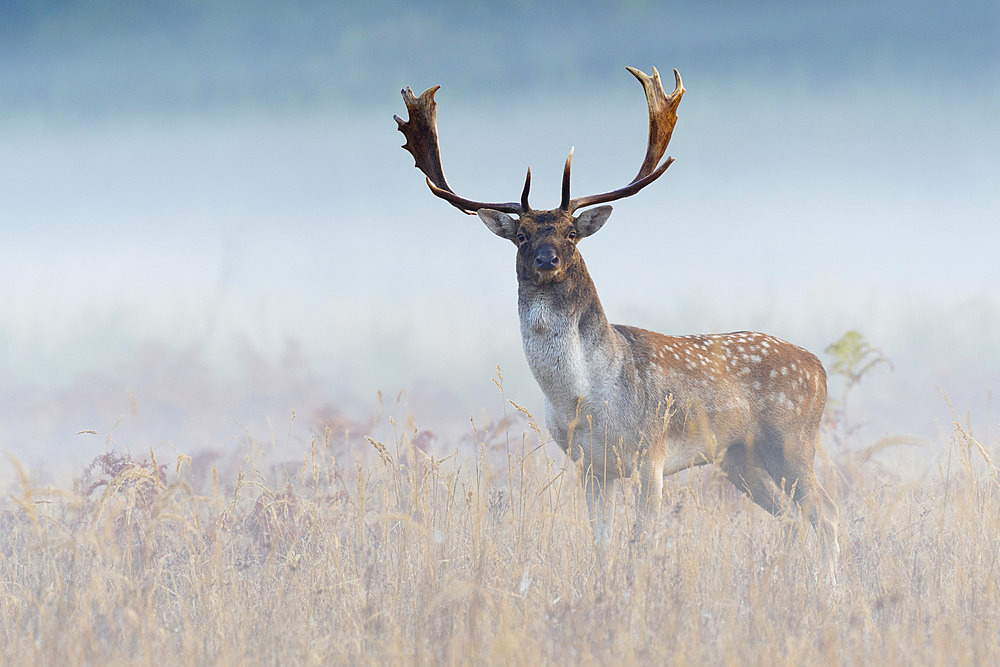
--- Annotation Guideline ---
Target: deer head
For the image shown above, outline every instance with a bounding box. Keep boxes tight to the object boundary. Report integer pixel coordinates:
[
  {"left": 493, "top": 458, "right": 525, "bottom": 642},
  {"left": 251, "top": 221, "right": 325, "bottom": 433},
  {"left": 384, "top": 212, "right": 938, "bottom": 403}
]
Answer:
[{"left": 394, "top": 67, "right": 685, "bottom": 286}]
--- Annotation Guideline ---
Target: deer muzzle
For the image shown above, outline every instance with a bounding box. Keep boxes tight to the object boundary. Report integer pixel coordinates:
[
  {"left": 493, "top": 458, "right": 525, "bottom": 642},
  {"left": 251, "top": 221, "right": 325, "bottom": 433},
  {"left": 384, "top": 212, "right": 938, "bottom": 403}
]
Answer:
[{"left": 535, "top": 245, "right": 559, "bottom": 272}]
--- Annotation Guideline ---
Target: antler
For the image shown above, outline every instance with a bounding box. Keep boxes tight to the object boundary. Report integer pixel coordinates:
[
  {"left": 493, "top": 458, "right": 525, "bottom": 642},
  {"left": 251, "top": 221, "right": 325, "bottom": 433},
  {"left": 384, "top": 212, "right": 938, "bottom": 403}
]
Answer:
[
  {"left": 564, "top": 67, "right": 684, "bottom": 212},
  {"left": 396, "top": 66, "right": 683, "bottom": 215},
  {"left": 395, "top": 85, "right": 527, "bottom": 215}
]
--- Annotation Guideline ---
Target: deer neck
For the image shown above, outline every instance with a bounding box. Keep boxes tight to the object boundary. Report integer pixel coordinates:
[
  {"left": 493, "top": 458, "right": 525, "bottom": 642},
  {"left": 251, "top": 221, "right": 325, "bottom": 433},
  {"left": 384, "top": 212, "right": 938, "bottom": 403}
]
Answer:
[{"left": 517, "top": 256, "right": 620, "bottom": 409}]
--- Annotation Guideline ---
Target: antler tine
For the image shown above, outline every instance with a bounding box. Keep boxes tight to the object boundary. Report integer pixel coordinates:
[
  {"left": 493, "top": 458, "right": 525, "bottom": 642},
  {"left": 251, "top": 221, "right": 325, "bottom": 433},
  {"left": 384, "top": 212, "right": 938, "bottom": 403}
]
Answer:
[
  {"left": 521, "top": 168, "right": 531, "bottom": 211},
  {"left": 560, "top": 148, "right": 574, "bottom": 211},
  {"left": 566, "top": 67, "right": 685, "bottom": 213},
  {"left": 396, "top": 85, "right": 524, "bottom": 215}
]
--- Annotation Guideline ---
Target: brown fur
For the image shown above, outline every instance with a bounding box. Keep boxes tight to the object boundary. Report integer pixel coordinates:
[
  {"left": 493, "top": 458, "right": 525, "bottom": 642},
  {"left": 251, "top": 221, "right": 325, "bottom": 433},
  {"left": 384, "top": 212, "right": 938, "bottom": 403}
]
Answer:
[{"left": 486, "top": 206, "right": 839, "bottom": 577}]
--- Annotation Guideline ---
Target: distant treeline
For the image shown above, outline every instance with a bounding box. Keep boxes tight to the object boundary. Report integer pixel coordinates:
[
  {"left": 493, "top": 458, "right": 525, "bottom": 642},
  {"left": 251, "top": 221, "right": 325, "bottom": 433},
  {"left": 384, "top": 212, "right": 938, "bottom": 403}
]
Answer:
[{"left": 1, "top": 0, "right": 993, "bottom": 119}]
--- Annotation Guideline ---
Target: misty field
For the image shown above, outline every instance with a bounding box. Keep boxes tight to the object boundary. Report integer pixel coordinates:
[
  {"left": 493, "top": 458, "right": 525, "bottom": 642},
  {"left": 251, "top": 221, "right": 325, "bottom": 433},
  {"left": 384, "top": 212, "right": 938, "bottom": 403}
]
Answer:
[{"left": 2, "top": 388, "right": 998, "bottom": 666}]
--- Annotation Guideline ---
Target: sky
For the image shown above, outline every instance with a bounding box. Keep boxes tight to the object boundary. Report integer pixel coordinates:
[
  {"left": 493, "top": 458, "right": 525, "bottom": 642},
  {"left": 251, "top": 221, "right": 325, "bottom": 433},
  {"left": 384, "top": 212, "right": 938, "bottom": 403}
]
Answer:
[{"left": 1, "top": 1, "right": 998, "bottom": 479}]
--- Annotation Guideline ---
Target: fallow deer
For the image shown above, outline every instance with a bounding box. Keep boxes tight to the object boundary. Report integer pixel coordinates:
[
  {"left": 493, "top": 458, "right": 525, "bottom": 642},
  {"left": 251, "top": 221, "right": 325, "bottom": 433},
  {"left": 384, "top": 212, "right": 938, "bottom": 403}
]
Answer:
[{"left": 395, "top": 66, "right": 839, "bottom": 572}]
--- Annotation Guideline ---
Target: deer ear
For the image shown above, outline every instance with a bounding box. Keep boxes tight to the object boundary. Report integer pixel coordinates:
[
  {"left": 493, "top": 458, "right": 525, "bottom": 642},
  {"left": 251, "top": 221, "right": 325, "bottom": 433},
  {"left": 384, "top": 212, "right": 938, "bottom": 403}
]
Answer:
[
  {"left": 574, "top": 205, "right": 613, "bottom": 238},
  {"left": 477, "top": 209, "right": 519, "bottom": 242}
]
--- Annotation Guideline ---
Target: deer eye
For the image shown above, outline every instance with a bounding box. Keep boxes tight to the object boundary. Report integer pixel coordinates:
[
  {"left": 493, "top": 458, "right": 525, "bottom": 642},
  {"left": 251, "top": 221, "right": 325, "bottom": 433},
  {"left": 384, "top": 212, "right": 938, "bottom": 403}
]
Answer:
[
  {"left": 567, "top": 229, "right": 577, "bottom": 240},
  {"left": 517, "top": 231, "right": 528, "bottom": 245}
]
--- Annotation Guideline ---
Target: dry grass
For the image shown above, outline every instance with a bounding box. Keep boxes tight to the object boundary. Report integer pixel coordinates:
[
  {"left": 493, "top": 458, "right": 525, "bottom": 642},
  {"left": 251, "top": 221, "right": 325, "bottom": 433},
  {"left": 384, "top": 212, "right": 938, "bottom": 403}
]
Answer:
[{"left": 2, "top": 401, "right": 999, "bottom": 666}]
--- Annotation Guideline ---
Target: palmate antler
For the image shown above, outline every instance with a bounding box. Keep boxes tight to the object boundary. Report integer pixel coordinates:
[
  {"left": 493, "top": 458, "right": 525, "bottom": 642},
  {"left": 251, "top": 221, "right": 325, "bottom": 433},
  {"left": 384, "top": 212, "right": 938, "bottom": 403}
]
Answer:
[
  {"left": 394, "top": 86, "right": 527, "bottom": 215},
  {"left": 564, "top": 67, "right": 684, "bottom": 212},
  {"left": 395, "top": 66, "right": 685, "bottom": 215}
]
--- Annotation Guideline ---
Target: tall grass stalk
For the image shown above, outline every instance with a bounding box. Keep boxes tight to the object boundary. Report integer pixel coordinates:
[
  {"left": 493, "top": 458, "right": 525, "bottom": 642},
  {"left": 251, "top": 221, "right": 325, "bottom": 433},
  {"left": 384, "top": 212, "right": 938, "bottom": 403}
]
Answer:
[{"left": 2, "top": 403, "right": 999, "bottom": 664}]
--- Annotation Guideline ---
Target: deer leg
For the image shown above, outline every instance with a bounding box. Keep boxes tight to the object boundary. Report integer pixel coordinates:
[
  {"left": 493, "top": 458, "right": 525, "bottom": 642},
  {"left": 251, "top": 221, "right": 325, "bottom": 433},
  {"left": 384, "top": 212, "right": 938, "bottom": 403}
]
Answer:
[
  {"left": 582, "top": 467, "right": 611, "bottom": 548},
  {"left": 724, "top": 441, "right": 841, "bottom": 582},
  {"left": 778, "top": 428, "right": 841, "bottom": 583},
  {"left": 720, "top": 442, "right": 789, "bottom": 516},
  {"left": 788, "top": 471, "right": 840, "bottom": 583},
  {"left": 632, "top": 451, "right": 664, "bottom": 543}
]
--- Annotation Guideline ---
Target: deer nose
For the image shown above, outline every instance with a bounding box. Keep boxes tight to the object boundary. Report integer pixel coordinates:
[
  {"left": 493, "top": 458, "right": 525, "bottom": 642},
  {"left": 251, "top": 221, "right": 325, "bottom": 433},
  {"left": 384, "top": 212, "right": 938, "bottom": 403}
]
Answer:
[{"left": 535, "top": 246, "right": 559, "bottom": 271}]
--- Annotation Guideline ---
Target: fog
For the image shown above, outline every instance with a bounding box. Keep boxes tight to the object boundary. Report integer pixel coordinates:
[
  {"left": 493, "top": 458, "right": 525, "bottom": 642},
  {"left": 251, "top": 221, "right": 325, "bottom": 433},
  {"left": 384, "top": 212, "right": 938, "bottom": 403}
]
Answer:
[{"left": 1, "top": 1, "right": 998, "bottom": 479}]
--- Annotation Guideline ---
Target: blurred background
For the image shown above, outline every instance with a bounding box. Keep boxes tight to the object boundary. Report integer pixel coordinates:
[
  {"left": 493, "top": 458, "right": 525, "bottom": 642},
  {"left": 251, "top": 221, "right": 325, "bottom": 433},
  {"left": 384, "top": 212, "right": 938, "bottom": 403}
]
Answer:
[{"left": 1, "top": 0, "right": 998, "bottom": 480}]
